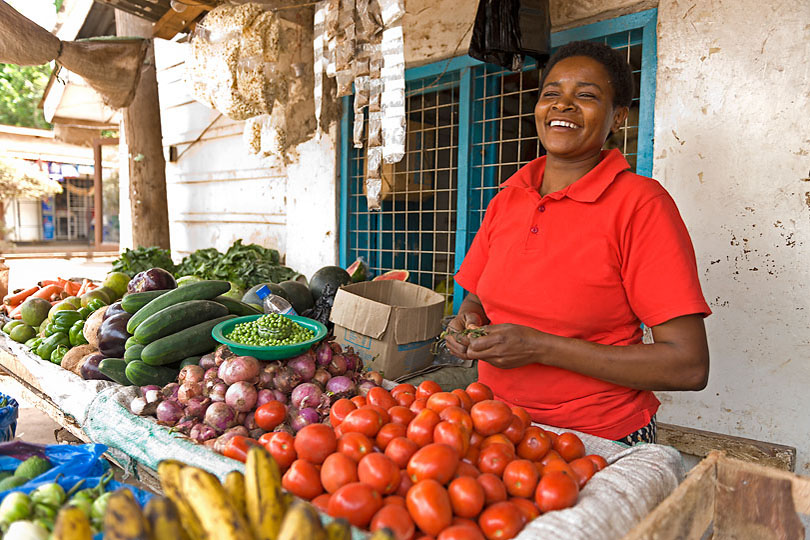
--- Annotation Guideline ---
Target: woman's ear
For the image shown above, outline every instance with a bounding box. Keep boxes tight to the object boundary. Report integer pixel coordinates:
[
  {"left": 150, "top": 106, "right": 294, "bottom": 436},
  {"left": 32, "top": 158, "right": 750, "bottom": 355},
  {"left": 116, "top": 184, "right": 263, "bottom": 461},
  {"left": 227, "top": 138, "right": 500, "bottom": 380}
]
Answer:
[{"left": 611, "top": 106, "right": 629, "bottom": 133}]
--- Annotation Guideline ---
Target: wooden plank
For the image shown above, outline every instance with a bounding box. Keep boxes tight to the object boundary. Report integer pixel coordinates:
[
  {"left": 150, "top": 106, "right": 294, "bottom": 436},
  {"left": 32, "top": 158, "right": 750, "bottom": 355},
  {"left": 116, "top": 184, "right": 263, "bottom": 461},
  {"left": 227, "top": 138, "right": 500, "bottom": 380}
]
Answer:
[
  {"left": 658, "top": 422, "right": 796, "bottom": 472},
  {"left": 0, "top": 346, "right": 48, "bottom": 395},
  {"left": 152, "top": 5, "right": 208, "bottom": 40}
]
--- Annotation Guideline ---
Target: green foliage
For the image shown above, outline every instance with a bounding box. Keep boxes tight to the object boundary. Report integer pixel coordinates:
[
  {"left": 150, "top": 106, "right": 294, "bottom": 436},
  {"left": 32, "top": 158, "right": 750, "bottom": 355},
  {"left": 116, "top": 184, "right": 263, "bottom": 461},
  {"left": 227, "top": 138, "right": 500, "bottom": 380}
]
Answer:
[
  {"left": 0, "top": 64, "right": 52, "bottom": 130},
  {"left": 112, "top": 246, "right": 177, "bottom": 277}
]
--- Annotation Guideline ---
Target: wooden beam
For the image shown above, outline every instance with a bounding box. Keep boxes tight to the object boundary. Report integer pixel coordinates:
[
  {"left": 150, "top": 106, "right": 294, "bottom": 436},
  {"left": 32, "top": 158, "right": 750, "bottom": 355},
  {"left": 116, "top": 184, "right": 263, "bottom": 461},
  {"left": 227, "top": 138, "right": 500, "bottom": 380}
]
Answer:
[
  {"left": 657, "top": 422, "right": 797, "bottom": 472},
  {"left": 152, "top": 4, "right": 209, "bottom": 40},
  {"left": 92, "top": 137, "right": 119, "bottom": 248}
]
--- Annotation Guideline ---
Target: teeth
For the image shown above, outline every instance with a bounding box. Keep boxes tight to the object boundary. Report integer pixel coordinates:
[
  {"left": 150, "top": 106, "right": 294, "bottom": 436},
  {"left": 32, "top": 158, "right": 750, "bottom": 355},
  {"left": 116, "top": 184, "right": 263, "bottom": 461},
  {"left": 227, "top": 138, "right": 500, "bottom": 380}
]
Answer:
[{"left": 549, "top": 120, "right": 578, "bottom": 128}]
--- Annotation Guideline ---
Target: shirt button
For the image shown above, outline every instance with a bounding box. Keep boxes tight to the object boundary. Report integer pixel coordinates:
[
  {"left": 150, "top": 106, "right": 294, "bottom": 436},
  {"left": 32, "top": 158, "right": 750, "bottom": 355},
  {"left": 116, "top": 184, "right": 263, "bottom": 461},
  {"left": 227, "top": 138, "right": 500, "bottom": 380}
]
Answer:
[
  {"left": 538, "top": 205, "right": 546, "bottom": 212},
  {"left": 530, "top": 226, "right": 538, "bottom": 234}
]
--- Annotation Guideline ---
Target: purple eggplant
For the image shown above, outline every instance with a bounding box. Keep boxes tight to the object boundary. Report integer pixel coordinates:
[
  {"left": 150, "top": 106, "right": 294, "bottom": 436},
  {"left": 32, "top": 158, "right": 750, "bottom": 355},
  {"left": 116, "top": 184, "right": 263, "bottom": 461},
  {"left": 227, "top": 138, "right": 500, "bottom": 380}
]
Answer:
[
  {"left": 127, "top": 268, "right": 177, "bottom": 294},
  {"left": 80, "top": 353, "right": 112, "bottom": 381},
  {"left": 98, "top": 312, "right": 131, "bottom": 358},
  {"left": 103, "top": 301, "right": 128, "bottom": 322}
]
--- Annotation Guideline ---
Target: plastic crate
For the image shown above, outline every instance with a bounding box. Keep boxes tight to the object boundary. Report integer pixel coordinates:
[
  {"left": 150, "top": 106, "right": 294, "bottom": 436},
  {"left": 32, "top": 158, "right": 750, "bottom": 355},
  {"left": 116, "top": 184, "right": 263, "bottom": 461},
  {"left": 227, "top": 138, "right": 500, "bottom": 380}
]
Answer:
[{"left": 0, "top": 391, "right": 19, "bottom": 442}]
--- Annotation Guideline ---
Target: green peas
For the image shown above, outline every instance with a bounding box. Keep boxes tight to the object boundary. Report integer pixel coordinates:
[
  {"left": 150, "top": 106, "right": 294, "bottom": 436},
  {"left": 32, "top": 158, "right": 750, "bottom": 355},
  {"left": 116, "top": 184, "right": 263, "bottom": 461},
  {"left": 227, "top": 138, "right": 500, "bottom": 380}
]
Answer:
[{"left": 225, "top": 314, "right": 315, "bottom": 347}]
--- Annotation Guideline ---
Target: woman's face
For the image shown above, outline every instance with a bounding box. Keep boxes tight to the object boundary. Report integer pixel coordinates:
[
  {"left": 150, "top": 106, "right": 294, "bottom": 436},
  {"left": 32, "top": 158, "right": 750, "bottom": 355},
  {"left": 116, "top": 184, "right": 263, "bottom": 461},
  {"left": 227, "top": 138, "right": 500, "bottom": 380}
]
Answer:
[{"left": 534, "top": 55, "right": 628, "bottom": 163}]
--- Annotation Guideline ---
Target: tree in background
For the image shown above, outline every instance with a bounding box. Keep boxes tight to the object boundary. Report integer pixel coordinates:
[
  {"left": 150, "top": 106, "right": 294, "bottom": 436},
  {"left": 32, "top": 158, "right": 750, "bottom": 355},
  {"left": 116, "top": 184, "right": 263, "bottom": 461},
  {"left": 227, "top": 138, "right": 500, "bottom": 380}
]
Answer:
[
  {"left": 0, "top": 63, "right": 51, "bottom": 129},
  {"left": 0, "top": 158, "right": 62, "bottom": 240}
]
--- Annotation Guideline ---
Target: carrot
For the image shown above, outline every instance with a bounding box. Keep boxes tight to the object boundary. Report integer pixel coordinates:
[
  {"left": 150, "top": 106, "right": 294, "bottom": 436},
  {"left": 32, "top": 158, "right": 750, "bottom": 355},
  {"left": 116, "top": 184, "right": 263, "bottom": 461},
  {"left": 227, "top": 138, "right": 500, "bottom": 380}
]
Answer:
[
  {"left": 32, "top": 284, "right": 64, "bottom": 301},
  {"left": 8, "top": 304, "right": 23, "bottom": 319},
  {"left": 3, "top": 286, "right": 40, "bottom": 306},
  {"left": 77, "top": 279, "right": 91, "bottom": 297},
  {"left": 38, "top": 280, "right": 62, "bottom": 287},
  {"left": 62, "top": 279, "right": 81, "bottom": 296}
]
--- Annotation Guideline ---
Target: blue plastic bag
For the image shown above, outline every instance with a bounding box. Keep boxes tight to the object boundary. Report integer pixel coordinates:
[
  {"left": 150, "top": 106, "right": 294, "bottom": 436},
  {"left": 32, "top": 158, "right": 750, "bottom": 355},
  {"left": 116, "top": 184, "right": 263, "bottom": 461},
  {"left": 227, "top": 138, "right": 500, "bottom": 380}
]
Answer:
[
  {"left": 0, "top": 391, "right": 19, "bottom": 442},
  {"left": 0, "top": 443, "right": 109, "bottom": 498}
]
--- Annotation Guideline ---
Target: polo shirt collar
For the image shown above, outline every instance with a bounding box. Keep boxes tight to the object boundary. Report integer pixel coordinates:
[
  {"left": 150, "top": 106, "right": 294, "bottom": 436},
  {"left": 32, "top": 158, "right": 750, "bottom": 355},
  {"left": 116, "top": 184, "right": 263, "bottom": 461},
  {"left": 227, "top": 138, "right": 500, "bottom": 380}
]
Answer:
[{"left": 504, "top": 148, "right": 631, "bottom": 203}]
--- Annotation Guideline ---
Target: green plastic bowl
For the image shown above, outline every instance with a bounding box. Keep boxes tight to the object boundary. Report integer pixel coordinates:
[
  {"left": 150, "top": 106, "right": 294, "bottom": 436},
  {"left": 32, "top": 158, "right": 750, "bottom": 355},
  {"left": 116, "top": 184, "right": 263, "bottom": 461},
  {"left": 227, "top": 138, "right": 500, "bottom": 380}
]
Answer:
[{"left": 211, "top": 314, "right": 327, "bottom": 361}]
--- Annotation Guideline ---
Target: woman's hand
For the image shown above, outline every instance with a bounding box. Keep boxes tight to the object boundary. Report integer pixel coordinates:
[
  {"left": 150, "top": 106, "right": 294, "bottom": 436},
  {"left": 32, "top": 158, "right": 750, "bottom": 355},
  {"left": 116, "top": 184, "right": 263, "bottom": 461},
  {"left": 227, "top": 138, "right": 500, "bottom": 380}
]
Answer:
[
  {"left": 444, "top": 294, "right": 487, "bottom": 360},
  {"left": 464, "top": 323, "right": 546, "bottom": 369}
]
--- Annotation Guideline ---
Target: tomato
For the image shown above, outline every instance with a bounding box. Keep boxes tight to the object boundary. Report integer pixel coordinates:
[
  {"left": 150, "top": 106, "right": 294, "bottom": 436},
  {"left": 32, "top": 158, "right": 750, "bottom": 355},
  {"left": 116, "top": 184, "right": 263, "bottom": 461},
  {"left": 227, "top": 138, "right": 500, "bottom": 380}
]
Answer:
[
  {"left": 465, "top": 382, "right": 494, "bottom": 403},
  {"left": 341, "top": 407, "right": 384, "bottom": 438},
  {"left": 415, "top": 380, "right": 442, "bottom": 400},
  {"left": 389, "top": 405, "right": 416, "bottom": 426},
  {"left": 406, "top": 479, "right": 453, "bottom": 536},
  {"left": 534, "top": 471, "right": 579, "bottom": 513},
  {"left": 328, "top": 482, "right": 384, "bottom": 528},
  {"left": 451, "top": 389, "right": 474, "bottom": 412},
  {"left": 439, "top": 406, "right": 474, "bottom": 434},
  {"left": 477, "top": 444, "right": 513, "bottom": 476},
  {"left": 410, "top": 398, "right": 428, "bottom": 413},
  {"left": 294, "top": 423, "right": 337, "bottom": 464},
  {"left": 254, "top": 401, "right": 286, "bottom": 431},
  {"left": 509, "top": 497, "right": 539, "bottom": 522},
  {"left": 544, "top": 430, "right": 558, "bottom": 445},
  {"left": 478, "top": 501, "right": 525, "bottom": 540},
  {"left": 454, "top": 461, "right": 480, "bottom": 479},
  {"left": 407, "top": 408, "right": 440, "bottom": 447},
  {"left": 480, "top": 434, "right": 515, "bottom": 453},
  {"left": 320, "top": 452, "right": 358, "bottom": 493},
  {"left": 539, "top": 449, "right": 564, "bottom": 467},
  {"left": 516, "top": 427, "right": 552, "bottom": 461},
  {"left": 371, "top": 504, "right": 415, "bottom": 540},
  {"left": 333, "top": 423, "right": 345, "bottom": 439},
  {"left": 426, "top": 392, "right": 461, "bottom": 413},
  {"left": 282, "top": 459, "right": 323, "bottom": 500},
  {"left": 502, "top": 459, "right": 539, "bottom": 498},
  {"left": 541, "top": 459, "right": 576, "bottom": 479},
  {"left": 509, "top": 406, "right": 532, "bottom": 431},
  {"left": 367, "top": 387, "right": 398, "bottom": 410},
  {"left": 267, "top": 431, "right": 296, "bottom": 470},
  {"left": 376, "top": 422, "right": 408, "bottom": 450},
  {"left": 477, "top": 473, "right": 507, "bottom": 505},
  {"left": 362, "top": 404, "right": 391, "bottom": 425},
  {"left": 385, "top": 436, "right": 420, "bottom": 469},
  {"left": 452, "top": 517, "right": 479, "bottom": 528},
  {"left": 568, "top": 457, "right": 597, "bottom": 489},
  {"left": 585, "top": 454, "right": 608, "bottom": 472},
  {"left": 433, "top": 421, "right": 470, "bottom": 457},
  {"left": 358, "top": 453, "right": 401, "bottom": 494},
  {"left": 438, "top": 524, "right": 486, "bottom": 540},
  {"left": 470, "top": 400, "right": 512, "bottom": 436},
  {"left": 338, "top": 432, "right": 374, "bottom": 462},
  {"left": 463, "top": 445, "right": 480, "bottom": 466},
  {"left": 469, "top": 431, "right": 485, "bottom": 450},
  {"left": 448, "top": 476, "right": 485, "bottom": 518},
  {"left": 258, "top": 431, "right": 275, "bottom": 449},
  {"left": 384, "top": 495, "right": 407, "bottom": 507},
  {"left": 395, "top": 391, "right": 416, "bottom": 408},
  {"left": 553, "top": 432, "right": 586, "bottom": 462},
  {"left": 501, "top": 415, "right": 526, "bottom": 445},
  {"left": 396, "top": 469, "right": 413, "bottom": 497},
  {"left": 222, "top": 435, "right": 257, "bottom": 463},
  {"left": 391, "top": 383, "right": 416, "bottom": 398},
  {"left": 407, "top": 443, "right": 459, "bottom": 485},
  {"left": 351, "top": 395, "right": 367, "bottom": 408},
  {"left": 312, "top": 493, "right": 331, "bottom": 513},
  {"left": 330, "top": 398, "right": 357, "bottom": 427}
]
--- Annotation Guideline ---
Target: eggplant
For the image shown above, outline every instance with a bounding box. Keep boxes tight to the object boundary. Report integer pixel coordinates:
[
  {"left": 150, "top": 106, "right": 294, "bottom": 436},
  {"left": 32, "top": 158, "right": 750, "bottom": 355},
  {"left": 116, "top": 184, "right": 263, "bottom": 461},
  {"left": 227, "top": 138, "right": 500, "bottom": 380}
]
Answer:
[
  {"left": 81, "top": 353, "right": 112, "bottom": 381},
  {"left": 98, "top": 312, "right": 130, "bottom": 358},
  {"left": 127, "top": 268, "right": 177, "bottom": 294},
  {"left": 103, "top": 301, "right": 128, "bottom": 322}
]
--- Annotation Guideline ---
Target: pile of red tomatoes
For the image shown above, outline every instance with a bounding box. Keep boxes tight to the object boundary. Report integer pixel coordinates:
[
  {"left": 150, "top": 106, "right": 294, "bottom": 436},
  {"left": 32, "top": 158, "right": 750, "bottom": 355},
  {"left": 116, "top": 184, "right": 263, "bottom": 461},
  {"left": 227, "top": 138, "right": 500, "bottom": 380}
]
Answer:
[{"left": 256, "top": 380, "right": 607, "bottom": 540}]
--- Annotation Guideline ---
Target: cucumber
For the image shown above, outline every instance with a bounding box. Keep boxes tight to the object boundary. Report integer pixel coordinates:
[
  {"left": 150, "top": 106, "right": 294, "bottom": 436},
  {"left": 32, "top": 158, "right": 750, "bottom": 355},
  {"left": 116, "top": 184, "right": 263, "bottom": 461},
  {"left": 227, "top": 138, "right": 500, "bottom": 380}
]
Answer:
[
  {"left": 98, "top": 358, "right": 132, "bottom": 385},
  {"left": 179, "top": 356, "right": 202, "bottom": 368},
  {"left": 125, "top": 361, "right": 179, "bottom": 387},
  {"left": 213, "top": 296, "right": 262, "bottom": 316},
  {"left": 124, "top": 344, "right": 145, "bottom": 363},
  {"left": 124, "top": 336, "right": 142, "bottom": 349},
  {"left": 133, "top": 300, "right": 229, "bottom": 345},
  {"left": 126, "top": 281, "right": 231, "bottom": 334},
  {"left": 141, "top": 315, "right": 235, "bottom": 366},
  {"left": 121, "top": 289, "right": 172, "bottom": 314}
]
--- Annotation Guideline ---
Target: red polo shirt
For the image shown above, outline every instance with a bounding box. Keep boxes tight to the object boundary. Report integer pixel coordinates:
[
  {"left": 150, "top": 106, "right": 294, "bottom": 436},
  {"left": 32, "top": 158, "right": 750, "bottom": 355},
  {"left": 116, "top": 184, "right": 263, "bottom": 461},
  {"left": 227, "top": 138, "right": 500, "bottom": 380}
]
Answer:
[{"left": 455, "top": 149, "right": 711, "bottom": 440}]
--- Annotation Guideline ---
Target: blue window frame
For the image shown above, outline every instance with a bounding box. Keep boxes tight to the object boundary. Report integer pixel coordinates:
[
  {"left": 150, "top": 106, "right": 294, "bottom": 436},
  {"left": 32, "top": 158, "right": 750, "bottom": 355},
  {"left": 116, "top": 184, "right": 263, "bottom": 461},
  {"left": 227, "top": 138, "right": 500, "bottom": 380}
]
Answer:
[{"left": 340, "top": 9, "right": 658, "bottom": 314}]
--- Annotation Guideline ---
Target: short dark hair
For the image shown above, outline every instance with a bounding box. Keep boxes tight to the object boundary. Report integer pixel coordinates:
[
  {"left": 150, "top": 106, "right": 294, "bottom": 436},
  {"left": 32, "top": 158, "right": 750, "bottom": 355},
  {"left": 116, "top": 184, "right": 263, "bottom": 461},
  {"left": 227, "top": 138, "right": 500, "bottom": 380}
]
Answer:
[{"left": 540, "top": 41, "right": 634, "bottom": 108}]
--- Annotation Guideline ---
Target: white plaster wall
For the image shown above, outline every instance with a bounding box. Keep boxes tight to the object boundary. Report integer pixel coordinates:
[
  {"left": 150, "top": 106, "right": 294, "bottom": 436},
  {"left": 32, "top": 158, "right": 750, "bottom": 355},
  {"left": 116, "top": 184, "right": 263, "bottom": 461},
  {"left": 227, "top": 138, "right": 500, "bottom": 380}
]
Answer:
[{"left": 653, "top": 0, "right": 810, "bottom": 472}]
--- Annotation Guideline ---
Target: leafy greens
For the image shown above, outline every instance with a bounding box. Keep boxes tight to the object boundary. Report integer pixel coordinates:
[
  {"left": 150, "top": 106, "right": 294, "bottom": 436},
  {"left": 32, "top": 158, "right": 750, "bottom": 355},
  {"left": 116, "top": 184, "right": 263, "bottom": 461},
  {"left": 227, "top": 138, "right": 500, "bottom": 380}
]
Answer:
[{"left": 112, "top": 247, "right": 177, "bottom": 277}]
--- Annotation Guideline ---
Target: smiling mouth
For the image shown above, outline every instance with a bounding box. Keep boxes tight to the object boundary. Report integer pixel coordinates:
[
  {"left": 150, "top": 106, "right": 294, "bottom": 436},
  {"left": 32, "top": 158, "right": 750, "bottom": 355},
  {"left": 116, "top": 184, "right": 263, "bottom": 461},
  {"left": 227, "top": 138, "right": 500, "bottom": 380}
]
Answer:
[{"left": 548, "top": 120, "right": 579, "bottom": 129}]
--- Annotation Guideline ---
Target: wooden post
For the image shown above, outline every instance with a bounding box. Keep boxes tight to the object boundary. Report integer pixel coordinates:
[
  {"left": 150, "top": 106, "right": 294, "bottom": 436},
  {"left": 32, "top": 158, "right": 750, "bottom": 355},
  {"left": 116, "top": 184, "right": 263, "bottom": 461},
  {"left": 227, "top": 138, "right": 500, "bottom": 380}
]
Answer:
[
  {"left": 93, "top": 140, "right": 103, "bottom": 247},
  {"left": 114, "top": 11, "right": 171, "bottom": 250}
]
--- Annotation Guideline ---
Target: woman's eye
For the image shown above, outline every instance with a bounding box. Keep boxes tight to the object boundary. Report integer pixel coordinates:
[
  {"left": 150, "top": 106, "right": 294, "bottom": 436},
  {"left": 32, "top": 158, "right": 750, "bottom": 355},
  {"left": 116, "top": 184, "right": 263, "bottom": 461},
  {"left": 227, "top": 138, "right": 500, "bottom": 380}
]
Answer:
[
  {"left": 541, "top": 91, "right": 558, "bottom": 98},
  {"left": 578, "top": 93, "right": 596, "bottom": 99}
]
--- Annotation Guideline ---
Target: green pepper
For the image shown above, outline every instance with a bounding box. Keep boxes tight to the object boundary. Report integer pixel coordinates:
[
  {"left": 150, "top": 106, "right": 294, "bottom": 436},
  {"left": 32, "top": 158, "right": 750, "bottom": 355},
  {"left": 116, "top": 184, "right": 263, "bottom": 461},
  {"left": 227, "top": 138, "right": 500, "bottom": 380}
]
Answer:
[
  {"left": 87, "top": 298, "right": 107, "bottom": 311},
  {"left": 50, "top": 344, "right": 69, "bottom": 365},
  {"left": 52, "top": 310, "right": 83, "bottom": 333},
  {"left": 69, "top": 320, "right": 88, "bottom": 346},
  {"left": 31, "top": 483, "right": 66, "bottom": 508},
  {"left": 90, "top": 492, "right": 111, "bottom": 522},
  {"left": 43, "top": 322, "right": 58, "bottom": 337},
  {"left": 77, "top": 306, "right": 93, "bottom": 319},
  {"left": 36, "top": 332, "right": 69, "bottom": 360},
  {"left": 25, "top": 336, "right": 42, "bottom": 349}
]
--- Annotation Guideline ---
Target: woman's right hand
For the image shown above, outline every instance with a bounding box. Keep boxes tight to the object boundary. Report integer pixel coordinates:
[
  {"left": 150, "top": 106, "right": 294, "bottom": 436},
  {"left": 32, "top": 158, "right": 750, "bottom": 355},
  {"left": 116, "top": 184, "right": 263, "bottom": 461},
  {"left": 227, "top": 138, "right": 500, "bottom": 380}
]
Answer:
[{"left": 444, "top": 311, "right": 484, "bottom": 360}]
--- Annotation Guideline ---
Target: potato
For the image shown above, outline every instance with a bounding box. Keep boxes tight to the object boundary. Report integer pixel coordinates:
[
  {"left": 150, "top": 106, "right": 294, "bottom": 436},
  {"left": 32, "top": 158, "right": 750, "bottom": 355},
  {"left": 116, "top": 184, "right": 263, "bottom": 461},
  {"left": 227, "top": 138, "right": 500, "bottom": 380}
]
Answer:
[
  {"left": 61, "top": 345, "right": 97, "bottom": 375},
  {"left": 83, "top": 305, "right": 108, "bottom": 350}
]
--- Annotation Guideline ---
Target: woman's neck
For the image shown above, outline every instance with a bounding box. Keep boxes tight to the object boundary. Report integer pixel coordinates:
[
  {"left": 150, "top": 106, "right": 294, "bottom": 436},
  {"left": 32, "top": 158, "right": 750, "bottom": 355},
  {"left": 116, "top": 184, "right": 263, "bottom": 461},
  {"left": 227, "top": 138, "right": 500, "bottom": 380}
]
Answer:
[{"left": 540, "top": 151, "right": 603, "bottom": 196}]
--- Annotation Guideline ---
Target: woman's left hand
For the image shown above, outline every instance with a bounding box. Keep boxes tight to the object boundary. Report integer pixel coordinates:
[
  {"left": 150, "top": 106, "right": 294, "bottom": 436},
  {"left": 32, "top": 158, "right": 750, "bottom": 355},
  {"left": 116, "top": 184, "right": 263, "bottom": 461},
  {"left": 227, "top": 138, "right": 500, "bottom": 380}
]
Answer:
[{"left": 465, "top": 323, "right": 548, "bottom": 369}]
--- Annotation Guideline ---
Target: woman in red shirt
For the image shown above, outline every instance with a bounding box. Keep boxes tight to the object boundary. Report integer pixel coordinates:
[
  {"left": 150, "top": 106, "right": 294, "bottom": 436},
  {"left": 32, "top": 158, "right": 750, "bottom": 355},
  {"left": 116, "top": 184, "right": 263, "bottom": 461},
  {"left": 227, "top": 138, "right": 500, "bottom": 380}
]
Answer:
[{"left": 447, "top": 41, "right": 711, "bottom": 444}]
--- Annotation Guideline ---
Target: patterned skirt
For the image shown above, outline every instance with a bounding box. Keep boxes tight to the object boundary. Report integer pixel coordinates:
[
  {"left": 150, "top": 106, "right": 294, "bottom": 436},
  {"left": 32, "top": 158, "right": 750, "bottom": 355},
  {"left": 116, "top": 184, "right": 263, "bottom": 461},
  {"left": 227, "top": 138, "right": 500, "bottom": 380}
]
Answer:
[{"left": 614, "top": 415, "right": 657, "bottom": 446}]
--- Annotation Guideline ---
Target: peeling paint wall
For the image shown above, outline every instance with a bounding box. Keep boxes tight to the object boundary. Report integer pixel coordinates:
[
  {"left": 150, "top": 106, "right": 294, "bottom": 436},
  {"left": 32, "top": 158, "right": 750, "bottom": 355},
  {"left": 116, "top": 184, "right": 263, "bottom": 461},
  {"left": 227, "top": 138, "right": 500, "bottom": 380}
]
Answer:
[{"left": 653, "top": 0, "right": 810, "bottom": 471}]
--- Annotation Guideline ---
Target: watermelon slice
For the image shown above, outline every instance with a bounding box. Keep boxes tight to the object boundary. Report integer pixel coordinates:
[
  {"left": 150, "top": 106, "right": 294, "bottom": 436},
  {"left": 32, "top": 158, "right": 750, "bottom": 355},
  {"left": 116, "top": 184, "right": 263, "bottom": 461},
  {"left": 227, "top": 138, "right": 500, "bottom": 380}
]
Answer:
[
  {"left": 372, "top": 270, "right": 410, "bottom": 282},
  {"left": 346, "top": 257, "right": 368, "bottom": 282}
]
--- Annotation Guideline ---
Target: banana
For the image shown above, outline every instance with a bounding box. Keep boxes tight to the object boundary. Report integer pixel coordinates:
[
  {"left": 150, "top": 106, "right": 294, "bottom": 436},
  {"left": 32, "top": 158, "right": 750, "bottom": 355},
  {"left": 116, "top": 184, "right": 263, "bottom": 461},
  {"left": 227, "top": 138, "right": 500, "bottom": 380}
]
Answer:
[
  {"left": 156, "top": 459, "right": 204, "bottom": 540},
  {"left": 245, "top": 446, "right": 286, "bottom": 540},
  {"left": 224, "top": 470, "right": 247, "bottom": 521},
  {"left": 179, "top": 466, "right": 252, "bottom": 540},
  {"left": 103, "top": 488, "right": 150, "bottom": 540},
  {"left": 325, "top": 518, "right": 352, "bottom": 540},
  {"left": 277, "top": 501, "right": 327, "bottom": 540},
  {"left": 52, "top": 505, "right": 93, "bottom": 540},
  {"left": 144, "top": 496, "right": 185, "bottom": 540},
  {"left": 368, "top": 529, "right": 396, "bottom": 540}
]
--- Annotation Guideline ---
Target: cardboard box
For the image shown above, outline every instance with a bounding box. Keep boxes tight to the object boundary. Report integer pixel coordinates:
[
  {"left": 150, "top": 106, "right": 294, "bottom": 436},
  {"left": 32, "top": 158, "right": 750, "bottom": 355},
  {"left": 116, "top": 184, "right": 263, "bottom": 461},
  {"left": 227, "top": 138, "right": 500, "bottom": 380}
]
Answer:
[{"left": 329, "top": 280, "right": 445, "bottom": 380}]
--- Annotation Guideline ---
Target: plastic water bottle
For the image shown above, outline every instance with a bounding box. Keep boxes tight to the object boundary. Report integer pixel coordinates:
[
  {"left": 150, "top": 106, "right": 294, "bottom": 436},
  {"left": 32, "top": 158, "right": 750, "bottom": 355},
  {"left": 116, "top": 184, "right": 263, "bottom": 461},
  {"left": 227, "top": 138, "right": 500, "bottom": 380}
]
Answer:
[{"left": 255, "top": 285, "right": 298, "bottom": 316}]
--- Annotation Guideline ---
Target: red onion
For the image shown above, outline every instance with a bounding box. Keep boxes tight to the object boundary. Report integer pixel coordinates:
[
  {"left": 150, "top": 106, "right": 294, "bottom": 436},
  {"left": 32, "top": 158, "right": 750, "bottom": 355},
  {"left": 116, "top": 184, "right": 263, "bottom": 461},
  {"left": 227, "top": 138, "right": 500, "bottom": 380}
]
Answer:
[
  {"left": 184, "top": 397, "right": 211, "bottom": 420},
  {"left": 179, "top": 365, "right": 205, "bottom": 384},
  {"left": 236, "top": 412, "right": 247, "bottom": 425},
  {"left": 214, "top": 344, "right": 236, "bottom": 366},
  {"left": 288, "top": 351, "right": 316, "bottom": 381},
  {"left": 290, "top": 407, "right": 320, "bottom": 432},
  {"left": 325, "top": 376, "right": 356, "bottom": 400},
  {"left": 357, "top": 380, "right": 377, "bottom": 397},
  {"left": 315, "top": 342, "right": 333, "bottom": 366},
  {"left": 162, "top": 383, "right": 180, "bottom": 400},
  {"left": 273, "top": 366, "right": 302, "bottom": 394},
  {"left": 204, "top": 377, "right": 224, "bottom": 395},
  {"left": 244, "top": 411, "right": 259, "bottom": 431},
  {"left": 249, "top": 428, "right": 266, "bottom": 440},
  {"left": 204, "top": 402, "right": 237, "bottom": 432},
  {"left": 329, "top": 341, "right": 343, "bottom": 354},
  {"left": 328, "top": 354, "right": 348, "bottom": 376},
  {"left": 189, "top": 423, "right": 218, "bottom": 443},
  {"left": 258, "top": 369, "right": 274, "bottom": 389},
  {"left": 204, "top": 367, "right": 220, "bottom": 382},
  {"left": 178, "top": 382, "right": 204, "bottom": 404},
  {"left": 256, "top": 389, "right": 276, "bottom": 408},
  {"left": 363, "top": 370, "right": 384, "bottom": 386},
  {"left": 199, "top": 352, "right": 216, "bottom": 370},
  {"left": 312, "top": 368, "right": 331, "bottom": 387},
  {"left": 226, "top": 381, "right": 258, "bottom": 413},
  {"left": 290, "top": 383, "right": 323, "bottom": 410},
  {"left": 156, "top": 400, "right": 184, "bottom": 425},
  {"left": 141, "top": 385, "right": 161, "bottom": 395},
  {"left": 219, "top": 355, "right": 261, "bottom": 385},
  {"left": 213, "top": 426, "right": 249, "bottom": 453},
  {"left": 274, "top": 422, "right": 294, "bottom": 435},
  {"left": 272, "top": 389, "right": 288, "bottom": 404},
  {"left": 173, "top": 417, "right": 196, "bottom": 434},
  {"left": 209, "top": 382, "right": 228, "bottom": 403},
  {"left": 344, "top": 351, "right": 360, "bottom": 372},
  {"left": 141, "top": 386, "right": 162, "bottom": 405}
]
